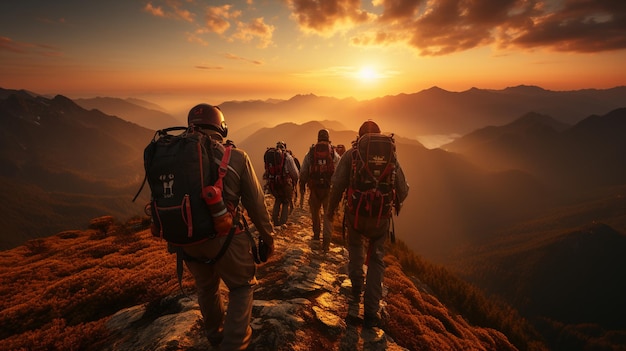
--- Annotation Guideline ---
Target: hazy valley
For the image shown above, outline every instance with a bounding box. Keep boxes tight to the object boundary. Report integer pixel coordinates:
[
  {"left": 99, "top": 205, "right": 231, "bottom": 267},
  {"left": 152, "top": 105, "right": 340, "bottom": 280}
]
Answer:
[{"left": 1, "top": 86, "right": 625, "bottom": 350}]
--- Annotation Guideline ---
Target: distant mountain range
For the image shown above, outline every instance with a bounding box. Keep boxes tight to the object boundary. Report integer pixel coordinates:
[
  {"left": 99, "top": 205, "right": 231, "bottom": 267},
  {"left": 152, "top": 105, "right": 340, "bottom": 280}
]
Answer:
[
  {"left": 443, "top": 108, "right": 626, "bottom": 192},
  {"left": 73, "top": 96, "right": 179, "bottom": 131},
  {"left": 218, "top": 85, "right": 626, "bottom": 145}
]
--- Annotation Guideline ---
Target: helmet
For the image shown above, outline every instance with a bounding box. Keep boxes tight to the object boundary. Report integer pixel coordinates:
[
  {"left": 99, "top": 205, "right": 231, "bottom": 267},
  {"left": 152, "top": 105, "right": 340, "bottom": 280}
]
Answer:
[
  {"left": 276, "top": 141, "right": 286, "bottom": 149},
  {"left": 187, "top": 104, "right": 228, "bottom": 137},
  {"left": 317, "top": 129, "right": 330, "bottom": 142},
  {"left": 335, "top": 144, "right": 346, "bottom": 156},
  {"left": 358, "top": 120, "right": 380, "bottom": 136}
]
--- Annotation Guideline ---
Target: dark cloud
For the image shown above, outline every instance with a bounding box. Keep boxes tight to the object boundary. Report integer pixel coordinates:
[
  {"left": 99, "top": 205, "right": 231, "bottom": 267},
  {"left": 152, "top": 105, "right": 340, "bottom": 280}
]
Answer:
[
  {"left": 288, "top": 0, "right": 371, "bottom": 33},
  {"left": 372, "top": 0, "right": 540, "bottom": 55},
  {"left": 511, "top": 0, "right": 626, "bottom": 52},
  {"left": 291, "top": 0, "right": 626, "bottom": 55}
]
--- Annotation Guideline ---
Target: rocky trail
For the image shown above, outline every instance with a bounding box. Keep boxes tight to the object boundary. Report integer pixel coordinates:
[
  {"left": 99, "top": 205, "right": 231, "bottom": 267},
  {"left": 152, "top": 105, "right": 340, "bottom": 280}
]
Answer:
[{"left": 104, "top": 205, "right": 408, "bottom": 350}]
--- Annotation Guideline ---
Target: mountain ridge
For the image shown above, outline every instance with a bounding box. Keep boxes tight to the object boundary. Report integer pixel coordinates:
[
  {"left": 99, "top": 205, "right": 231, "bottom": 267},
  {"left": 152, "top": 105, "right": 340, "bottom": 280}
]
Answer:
[
  {"left": 73, "top": 96, "right": 179, "bottom": 131},
  {"left": 216, "top": 85, "right": 626, "bottom": 143}
]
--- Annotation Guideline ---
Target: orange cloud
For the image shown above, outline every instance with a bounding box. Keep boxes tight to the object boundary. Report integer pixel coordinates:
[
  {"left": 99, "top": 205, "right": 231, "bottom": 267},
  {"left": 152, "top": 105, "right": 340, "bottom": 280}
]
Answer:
[
  {"left": 204, "top": 5, "right": 241, "bottom": 34},
  {"left": 144, "top": 1, "right": 195, "bottom": 22},
  {"left": 143, "top": 3, "right": 166, "bottom": 17},
  {"left": 294, "top": 0, "right": 626, "bottom": 55},
  {"left": 195, "top": 65, "right": 224, "bottom": 70},
  {"left": 287, "top": 0, "right": 372, "bottom": 34},
  {"left": 223, "top": 53, "right": 263, "bottom": 65},
  {"left": 232, "top": 17, "right": 275, "bottom": 48}
]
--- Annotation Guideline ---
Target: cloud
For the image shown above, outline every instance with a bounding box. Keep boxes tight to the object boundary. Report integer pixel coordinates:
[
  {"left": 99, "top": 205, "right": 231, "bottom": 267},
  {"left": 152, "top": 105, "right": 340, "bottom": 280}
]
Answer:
[
  {"left": 143, "top": 3, "right": 166, "bottom": 17},
  {"left": 287, "top": 0, "right": 372, "bottom": 35},
  {"left": 0, "top": 36, "right": 62, "bottom": 57},
  {"left": 509, "top": 0, "right": 626, "bottom": 52},
  {"left": 37, "top": 17, "right": 67, "bottom": 25},
  {"left": 353, "top": 0, "right": 539, "bottom": 55},
  {"left": 232, "top": 17, "right": 275, "bottom": 48},
  {"left": 204, "top": 5, "right": 241, "bottom": 34},
  {"left": 195, "top": 65, "right": 224, "bottom": 70},
  {"left": 223, "top": 53, "right": 263, "bottom": 65},
  {"left": 185, "top": 32, "right": 208, "bottom": 46},
  {"left": 143, "top": 1, "right": 194, "bottom": 22},
  {"left": 0, "top": 36, "right": 29, "bottom": 54},
  {"left": 288, "top": 0, "right": 626, "bottom": 55}
]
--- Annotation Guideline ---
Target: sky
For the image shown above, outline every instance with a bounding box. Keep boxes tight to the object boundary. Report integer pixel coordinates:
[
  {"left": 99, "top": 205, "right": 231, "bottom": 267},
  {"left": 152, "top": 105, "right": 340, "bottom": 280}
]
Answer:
[{"left": 1, "top": 0, "right": 625, "bottom": 114}]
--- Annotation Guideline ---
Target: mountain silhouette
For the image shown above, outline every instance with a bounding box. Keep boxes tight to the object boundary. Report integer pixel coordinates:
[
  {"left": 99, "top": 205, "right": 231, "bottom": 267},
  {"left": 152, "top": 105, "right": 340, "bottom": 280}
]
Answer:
[
  {"left": 0, "top": 90, "right": 152, "bottom": 249},
  {"left": 219, "top": 85, "right": 626, "bottom": 142},
  {"left": 443, "top": 108, "right": 626, "bottom": 196},
  {"left": 74, "top": 96, "right": 179, "bottom": 131}
]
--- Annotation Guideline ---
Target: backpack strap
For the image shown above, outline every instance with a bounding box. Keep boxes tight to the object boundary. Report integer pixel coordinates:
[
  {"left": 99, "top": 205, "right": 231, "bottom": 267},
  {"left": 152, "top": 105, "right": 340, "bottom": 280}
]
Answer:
[
  {"left": 279, "top": 150, "right": 286, "bottom": 176},
  {"left": 132, "top": 129, "right": 161, "bottom": 202},
  {"left": 214, "top": 144, "right": 232, "bottom": 191},
  {"left": 174, "top": 144, "right": 237, "bottom": 296}
]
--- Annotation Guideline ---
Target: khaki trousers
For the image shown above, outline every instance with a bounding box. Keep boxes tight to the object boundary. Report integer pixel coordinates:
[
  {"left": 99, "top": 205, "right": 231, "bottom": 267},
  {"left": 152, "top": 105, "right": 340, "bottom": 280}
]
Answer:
[{"left": 184, "top": 233, "right": 257, "bottom": 350}]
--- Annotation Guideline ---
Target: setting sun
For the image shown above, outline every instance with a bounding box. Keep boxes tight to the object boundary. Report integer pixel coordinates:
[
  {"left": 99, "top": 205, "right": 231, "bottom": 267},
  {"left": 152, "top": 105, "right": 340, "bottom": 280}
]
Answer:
[{"left": 357, "top": 66, "right": 380, "bottom": 82}]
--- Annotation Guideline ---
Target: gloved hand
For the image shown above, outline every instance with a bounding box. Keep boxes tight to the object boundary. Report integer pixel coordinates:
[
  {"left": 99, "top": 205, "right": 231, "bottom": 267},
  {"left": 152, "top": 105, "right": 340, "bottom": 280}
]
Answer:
[{"left": 259, "top": 234, "right": 275, "bottom": 261}]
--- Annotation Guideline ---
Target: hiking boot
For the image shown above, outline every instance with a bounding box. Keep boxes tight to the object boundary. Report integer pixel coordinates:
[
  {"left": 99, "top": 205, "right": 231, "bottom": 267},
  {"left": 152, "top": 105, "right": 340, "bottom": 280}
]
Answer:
[
  {"left": 207, "top": 334, "right": 223, "bottom": 348},
  {"left": 351, "top": 285, "right": 362, "bottom": 300}
]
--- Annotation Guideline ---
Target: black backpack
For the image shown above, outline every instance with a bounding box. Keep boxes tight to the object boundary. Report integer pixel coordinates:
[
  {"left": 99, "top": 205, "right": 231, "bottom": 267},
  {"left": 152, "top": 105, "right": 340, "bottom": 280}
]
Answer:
[
  {"left": 347, "top": 133, "right": 397, "bottom": 228},
  {"left": 308, "top": 142, "right": 334, "bottom": 188},
  {"left": 134, "top": 126, "right": 228, "bottom": 246},
  {"left": 133, "top": 127, "right": 266, "bottom": 296},
  {"left": 264, "top": 147, "right": 287, "bottom": 196}
]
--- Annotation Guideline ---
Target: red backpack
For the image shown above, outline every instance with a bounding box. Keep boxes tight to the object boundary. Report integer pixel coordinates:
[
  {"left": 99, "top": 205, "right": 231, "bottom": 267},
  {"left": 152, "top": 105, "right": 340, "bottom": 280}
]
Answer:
[
  {"left": 264, "top": 147, "right": 287, "bottom": 196},
  {"left": 308, "top": 142, "right": 335, "bottom": 188},
  {"left": 346, "top": 133, "right": 397, "bottom": 227}
]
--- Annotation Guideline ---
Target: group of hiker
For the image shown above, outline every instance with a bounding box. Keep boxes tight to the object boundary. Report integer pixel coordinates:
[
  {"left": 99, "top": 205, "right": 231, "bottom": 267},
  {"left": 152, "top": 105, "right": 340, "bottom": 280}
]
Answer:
[{"left": 141, "top": 103, "right": 409, "bottom": 350}]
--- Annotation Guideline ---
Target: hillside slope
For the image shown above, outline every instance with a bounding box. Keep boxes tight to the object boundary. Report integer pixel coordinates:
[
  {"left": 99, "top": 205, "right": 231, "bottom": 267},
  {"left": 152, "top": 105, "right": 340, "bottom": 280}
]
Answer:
[
  {"left": 0, "top": 90, "right": 153, "bottom": 249},
  {"left": 0, "top": 202, "right": 528, "bottom": 351}
]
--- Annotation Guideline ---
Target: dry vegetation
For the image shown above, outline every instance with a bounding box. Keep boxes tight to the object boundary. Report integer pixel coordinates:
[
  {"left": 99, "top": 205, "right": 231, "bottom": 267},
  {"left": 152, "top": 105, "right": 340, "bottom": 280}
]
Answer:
[
  {"left": 385, "top": 241, "right": 547, "bottom": 351},
  {"left": 0, "top": 216, "right": 185, "bottom": 351},
  {"left": 0, "top": 214, "right": 549, "bottom": 351}
]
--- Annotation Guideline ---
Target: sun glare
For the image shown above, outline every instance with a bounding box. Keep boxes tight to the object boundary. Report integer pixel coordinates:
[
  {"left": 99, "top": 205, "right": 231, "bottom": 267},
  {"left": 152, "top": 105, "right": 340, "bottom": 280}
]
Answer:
[{"left": 357, "top": 66, "right": 379, "bottom": 82}]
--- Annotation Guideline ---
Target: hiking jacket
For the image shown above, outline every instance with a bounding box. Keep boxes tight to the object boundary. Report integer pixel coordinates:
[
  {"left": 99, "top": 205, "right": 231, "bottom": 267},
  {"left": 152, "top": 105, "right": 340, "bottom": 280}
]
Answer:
[
  {"left": 299, "top": 142, "right": 341, "bottom": 194},
  {"left": 327, "top": 146, "right": 409, "bottom": 224},
  {"left": 206, "top": 131, "right": 274, "bottom": 240}
]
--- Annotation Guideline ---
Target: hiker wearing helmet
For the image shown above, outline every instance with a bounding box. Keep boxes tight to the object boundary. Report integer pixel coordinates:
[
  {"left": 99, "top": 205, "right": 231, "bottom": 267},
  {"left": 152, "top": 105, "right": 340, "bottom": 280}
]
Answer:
[
  {"left": 264, "top": 141, "right": 299, "bottom": 226},
  {"left": 327, "top": 120, "right": 409, "bottom": 330},
  {"left": 299, "top": 128, "right": 340, "bottom": 252},
  {"left": 335, "top": 144, "right": 347, "bottom": 157},
  {"left": 183, "top": 103, "right": 275, "bottom": 350}
]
